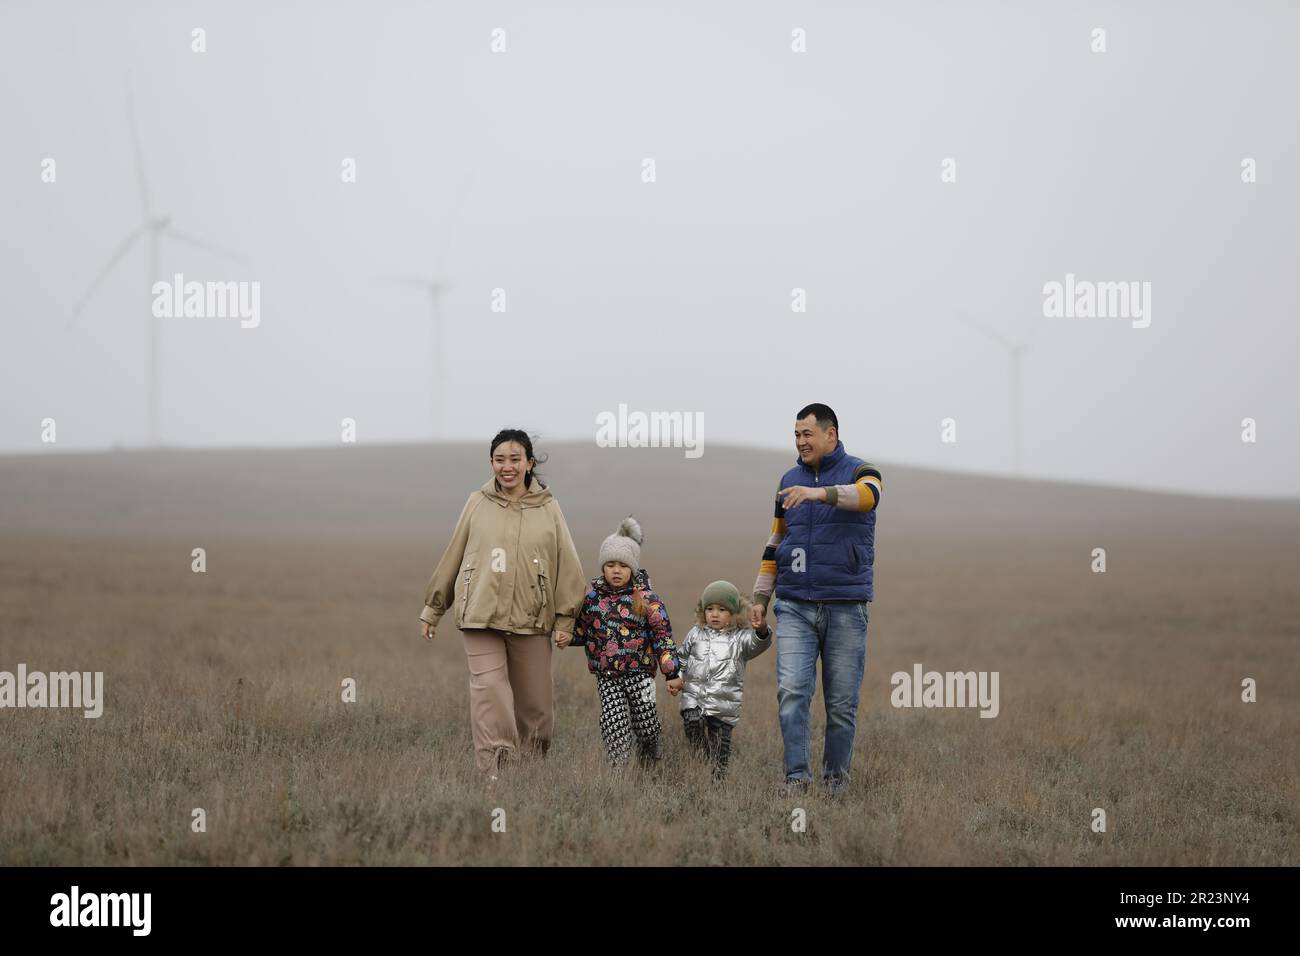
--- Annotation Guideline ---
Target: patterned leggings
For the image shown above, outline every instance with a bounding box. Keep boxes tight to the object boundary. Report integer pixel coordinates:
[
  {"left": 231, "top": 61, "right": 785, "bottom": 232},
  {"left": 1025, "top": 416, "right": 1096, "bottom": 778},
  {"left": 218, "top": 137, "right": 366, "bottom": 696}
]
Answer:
[
  {"left": 681, "top": 707, "right": 735, "bottom": 779},
  {"left": 597, "top": 672, "right": 662, "bottom": 768}
]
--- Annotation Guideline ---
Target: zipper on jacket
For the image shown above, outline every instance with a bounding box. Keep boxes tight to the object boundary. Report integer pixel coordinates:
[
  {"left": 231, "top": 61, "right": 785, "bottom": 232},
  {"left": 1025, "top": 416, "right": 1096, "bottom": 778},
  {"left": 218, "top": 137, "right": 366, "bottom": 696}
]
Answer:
[
  {"left": 806, "top": 479, "right": 814, "bottom": 599},
  {"left": 507, "top": 506, "right": 522, "bottom": 629},
  {"left": 811, "top": 463, "right": 819, "bottom": 600}
]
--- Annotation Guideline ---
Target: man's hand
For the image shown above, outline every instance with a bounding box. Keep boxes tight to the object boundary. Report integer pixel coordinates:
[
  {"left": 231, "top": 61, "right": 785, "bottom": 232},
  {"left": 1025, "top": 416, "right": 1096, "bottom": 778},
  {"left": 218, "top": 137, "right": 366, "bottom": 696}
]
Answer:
[
  {"left": 751, "top": 603, "right": 766, "bottom": 630},
  {"left": 554, "top": 630, "right": 572, "bottom": 648},
  {"left": 780, "top": 485, "right": 827, "bottom": 511},
  {"left": 666, "top": 676, "right": 684, "bottom": 696},
  {"left": 421, "top": 620, "right": 436, "bottom": 641}
]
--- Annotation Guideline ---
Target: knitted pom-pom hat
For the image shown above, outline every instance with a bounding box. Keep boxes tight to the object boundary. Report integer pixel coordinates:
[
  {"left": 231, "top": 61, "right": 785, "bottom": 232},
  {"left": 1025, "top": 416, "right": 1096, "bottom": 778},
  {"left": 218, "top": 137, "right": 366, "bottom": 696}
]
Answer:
[{"left": 598, "top": 515, "right": 643, "bottom": 570}]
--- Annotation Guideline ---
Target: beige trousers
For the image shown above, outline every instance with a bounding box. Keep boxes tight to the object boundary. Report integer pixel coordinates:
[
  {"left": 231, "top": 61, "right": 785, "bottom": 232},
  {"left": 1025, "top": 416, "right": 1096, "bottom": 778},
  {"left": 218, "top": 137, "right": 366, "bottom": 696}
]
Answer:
[{"left": 460, "top": 626, "right": 554, "bottom": 771}]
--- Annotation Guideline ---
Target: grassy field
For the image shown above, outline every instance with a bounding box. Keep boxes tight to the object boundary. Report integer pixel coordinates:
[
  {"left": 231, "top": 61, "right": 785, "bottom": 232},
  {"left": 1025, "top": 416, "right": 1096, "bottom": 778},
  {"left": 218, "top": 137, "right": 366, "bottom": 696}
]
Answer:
[{"left": 0, "top": 444, "right": 1296, "bottom": 865}]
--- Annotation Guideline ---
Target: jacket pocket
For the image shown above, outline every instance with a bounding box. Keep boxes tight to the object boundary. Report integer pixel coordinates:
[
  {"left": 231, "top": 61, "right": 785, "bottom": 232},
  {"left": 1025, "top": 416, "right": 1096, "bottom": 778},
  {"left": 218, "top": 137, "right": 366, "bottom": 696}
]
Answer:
[
  {"left": 455, "top": 553, "right": 477, "bottom": 625},
  {"left": 531, "top": 557, "right": 549, "bottom": 625}
]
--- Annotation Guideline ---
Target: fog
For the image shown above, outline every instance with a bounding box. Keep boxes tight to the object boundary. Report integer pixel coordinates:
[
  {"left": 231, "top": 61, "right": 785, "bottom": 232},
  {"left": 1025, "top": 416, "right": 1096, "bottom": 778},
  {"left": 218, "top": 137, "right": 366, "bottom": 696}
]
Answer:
[{"left": 1, "top": 0, "right": 1296, "bottom": 496}]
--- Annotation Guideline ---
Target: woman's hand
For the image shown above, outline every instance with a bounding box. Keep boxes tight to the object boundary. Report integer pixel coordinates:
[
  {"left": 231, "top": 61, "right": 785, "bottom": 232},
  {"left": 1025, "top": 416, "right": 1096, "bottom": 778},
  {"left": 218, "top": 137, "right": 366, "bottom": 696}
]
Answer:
[
  {"left": 554, "top": 630, "right": 572, "bottom": 648},
  {"left": 421, "top": 621, "right": 436, "bottom": 641},
  {"left": 666, "top": 676, "right": 684, "bottom": 696}
]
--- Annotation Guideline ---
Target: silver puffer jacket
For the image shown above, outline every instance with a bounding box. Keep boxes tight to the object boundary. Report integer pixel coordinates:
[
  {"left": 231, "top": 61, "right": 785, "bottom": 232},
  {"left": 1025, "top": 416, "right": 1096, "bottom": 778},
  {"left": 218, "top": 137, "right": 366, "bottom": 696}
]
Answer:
[{"left": 678, "top": 624, "right": 771, "bottom": 725}]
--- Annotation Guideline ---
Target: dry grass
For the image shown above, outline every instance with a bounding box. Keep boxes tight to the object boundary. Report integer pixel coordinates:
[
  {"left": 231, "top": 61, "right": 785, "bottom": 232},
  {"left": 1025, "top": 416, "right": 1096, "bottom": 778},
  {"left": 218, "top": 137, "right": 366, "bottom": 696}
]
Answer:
[{"left": 2, "top": 515, "right": 1296, "bottom": 865}]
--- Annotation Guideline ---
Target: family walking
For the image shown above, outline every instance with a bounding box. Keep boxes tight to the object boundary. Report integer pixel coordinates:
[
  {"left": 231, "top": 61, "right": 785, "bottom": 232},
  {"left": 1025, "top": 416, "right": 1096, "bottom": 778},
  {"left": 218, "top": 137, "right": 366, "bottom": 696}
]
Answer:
[{"left": 418, "top": 404, "right": 882, "bottom": 794}]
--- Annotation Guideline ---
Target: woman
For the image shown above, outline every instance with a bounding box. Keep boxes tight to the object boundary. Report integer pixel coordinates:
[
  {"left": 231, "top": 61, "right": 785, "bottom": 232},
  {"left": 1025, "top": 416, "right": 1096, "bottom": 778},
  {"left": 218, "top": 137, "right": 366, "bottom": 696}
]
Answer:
[{"left": 419, "top": 429, "right": 586, "bottom": 774}]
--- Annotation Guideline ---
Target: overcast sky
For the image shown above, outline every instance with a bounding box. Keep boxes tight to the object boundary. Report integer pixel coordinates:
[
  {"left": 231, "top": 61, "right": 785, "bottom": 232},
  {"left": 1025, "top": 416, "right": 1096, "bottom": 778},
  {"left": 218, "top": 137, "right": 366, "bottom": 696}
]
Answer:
[{"left": 1, "top": 1, "right": 1296, "bottom": 496}]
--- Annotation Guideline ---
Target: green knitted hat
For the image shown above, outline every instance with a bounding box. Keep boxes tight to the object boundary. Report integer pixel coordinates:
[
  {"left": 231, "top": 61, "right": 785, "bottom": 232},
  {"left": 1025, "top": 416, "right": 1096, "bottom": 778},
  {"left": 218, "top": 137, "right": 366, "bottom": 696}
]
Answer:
[{"left": 700, "top": 580, "right": 740, "bottom": 614}]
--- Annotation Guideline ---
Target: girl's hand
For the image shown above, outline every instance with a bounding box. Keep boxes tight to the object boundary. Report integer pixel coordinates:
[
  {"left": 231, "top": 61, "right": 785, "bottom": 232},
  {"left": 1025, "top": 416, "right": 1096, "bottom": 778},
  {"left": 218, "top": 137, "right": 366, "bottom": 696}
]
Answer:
[
  {"left": 666, "top": 677, "right": 684, "bottom": 696},
  {"left": 554, "top": 631, "right": 572, "bottom": 648},
  {"left": 422, "top": 621, "right": 436, "bottom": 641}
]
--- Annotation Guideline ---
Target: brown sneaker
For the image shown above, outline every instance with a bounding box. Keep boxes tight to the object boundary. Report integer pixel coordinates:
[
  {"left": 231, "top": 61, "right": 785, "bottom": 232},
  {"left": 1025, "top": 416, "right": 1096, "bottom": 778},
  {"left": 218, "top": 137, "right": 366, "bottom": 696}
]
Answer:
[{"left": 488, "top": 746, "right": 510, "bottom": 781}]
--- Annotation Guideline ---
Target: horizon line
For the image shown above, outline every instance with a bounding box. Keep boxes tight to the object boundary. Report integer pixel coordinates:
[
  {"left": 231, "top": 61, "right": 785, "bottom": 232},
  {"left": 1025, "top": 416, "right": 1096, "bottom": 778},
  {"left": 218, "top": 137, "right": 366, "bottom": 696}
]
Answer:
[{"left": 1, "top": 437, "right": 1296, "bottom": 505}]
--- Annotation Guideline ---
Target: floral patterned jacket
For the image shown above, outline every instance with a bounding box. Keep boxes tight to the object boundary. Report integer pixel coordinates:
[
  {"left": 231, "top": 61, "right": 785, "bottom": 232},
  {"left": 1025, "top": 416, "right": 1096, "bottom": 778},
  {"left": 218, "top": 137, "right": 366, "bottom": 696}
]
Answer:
[{"left": 571, "top": 568, "right": 681, "bottom": 678}]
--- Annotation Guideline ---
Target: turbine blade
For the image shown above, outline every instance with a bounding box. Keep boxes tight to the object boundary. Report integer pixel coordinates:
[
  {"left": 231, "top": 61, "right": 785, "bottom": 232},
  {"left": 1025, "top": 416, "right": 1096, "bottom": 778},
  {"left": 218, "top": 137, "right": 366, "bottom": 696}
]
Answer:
[
  {"left": 970, "top": 321, "right": 1015, "bottom": 352},
  {"left": 373, "top": 276, "right": 433, "bottom": 289},
  {"left": 430, "top": 167, "right": 479, "bottom": 273},
  {"left": 163, "top": 228, "right": 248, "bottom": 264},
  {"left": 125, "top": 74, "right": 152, "bottom": 220},
  {"left": 67, "top": 226, "right": 147, "bottom": 327},
  {"left": 1019, "top": 319, "right": 1043, "bottom": 352}
]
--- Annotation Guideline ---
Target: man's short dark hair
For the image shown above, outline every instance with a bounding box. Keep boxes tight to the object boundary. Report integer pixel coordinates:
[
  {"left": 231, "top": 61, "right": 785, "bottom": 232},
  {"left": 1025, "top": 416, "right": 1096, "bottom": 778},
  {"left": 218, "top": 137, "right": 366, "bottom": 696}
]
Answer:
[{"left": 796, "top": 403, "right": 838, "bottom": 433}]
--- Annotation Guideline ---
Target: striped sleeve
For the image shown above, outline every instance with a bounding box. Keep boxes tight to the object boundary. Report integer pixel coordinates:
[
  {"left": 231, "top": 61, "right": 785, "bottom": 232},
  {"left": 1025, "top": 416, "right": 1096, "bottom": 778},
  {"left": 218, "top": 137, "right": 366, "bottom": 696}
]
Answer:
[
  {"left": 823, "top": 462, "right": 882, "bottom": 512},
  {"left": 752, "top": 491, "right": 787, "bottom": 609}
]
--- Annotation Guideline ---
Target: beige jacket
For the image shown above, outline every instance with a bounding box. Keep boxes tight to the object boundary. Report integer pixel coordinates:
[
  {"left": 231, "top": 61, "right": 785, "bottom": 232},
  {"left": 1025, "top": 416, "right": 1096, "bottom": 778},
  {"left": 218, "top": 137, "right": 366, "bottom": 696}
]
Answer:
[{"left": 420, "top": 478, "right": 586, "bottom": 636}]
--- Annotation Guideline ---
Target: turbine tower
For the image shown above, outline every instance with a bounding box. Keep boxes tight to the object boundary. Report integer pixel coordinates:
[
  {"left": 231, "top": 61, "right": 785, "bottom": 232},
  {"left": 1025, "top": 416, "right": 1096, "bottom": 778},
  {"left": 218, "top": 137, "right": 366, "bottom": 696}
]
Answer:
[
  {"left": 375, "top": 169, "right": 477, "bottom": 442},
  {"left": 67, "top": 73, "right": 246, "bottom": 446},
  {"left": 375, "top": 263, "right": 451, "bottom": 438},
  {"left": 971, "top": 320, "right": 1041, "bottom": 475}
]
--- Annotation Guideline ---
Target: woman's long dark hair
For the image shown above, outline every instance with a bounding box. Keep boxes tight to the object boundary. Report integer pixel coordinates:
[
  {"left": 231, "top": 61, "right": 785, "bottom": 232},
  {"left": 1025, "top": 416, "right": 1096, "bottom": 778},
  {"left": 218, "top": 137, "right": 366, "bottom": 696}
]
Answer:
[{"left": 489, "top": 429, "right": 547, "bottom": 489}]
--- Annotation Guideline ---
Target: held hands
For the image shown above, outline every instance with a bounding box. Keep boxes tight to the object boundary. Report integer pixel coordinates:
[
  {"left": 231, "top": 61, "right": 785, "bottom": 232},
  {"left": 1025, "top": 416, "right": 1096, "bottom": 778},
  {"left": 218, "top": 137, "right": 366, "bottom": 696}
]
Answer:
[
  {"left": 750, "top": 603, "right": 766, "bottom": 630},
  {"left": 554, "top": 631, "right": 572, "bottom": 648},
  {"left": 666, "top": 676, "right": 684, "bottom": 697},
  {"left": 779, "top": 485, "right": 827, "bottom": 511}
]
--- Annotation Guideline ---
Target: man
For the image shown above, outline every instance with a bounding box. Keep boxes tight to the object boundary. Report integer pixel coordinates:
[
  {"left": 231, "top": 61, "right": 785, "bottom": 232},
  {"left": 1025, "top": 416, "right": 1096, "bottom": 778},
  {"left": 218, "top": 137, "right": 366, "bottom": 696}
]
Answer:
[{"left": 750, "top": 404, "right": 882, "bottom": 796}]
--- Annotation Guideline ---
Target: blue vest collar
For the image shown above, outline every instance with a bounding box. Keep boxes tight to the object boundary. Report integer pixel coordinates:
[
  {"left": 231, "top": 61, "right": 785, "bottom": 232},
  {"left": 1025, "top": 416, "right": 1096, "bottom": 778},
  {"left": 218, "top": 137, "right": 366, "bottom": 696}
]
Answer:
[{"left": 796, "top": 439, "right": 846, "bottom": 475}]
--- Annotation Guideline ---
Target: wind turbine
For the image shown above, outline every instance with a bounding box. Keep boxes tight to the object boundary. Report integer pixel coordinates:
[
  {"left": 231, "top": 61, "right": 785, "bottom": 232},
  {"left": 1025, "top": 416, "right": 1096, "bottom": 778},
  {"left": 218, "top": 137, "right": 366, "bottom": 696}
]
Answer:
[
  {"left": 374, "top": 167, "right": 479, "bottom": 442},
  {"left": 970, "top": 320, "right": 1042, "bottom": 475},
  {"left": 67, "top": 73, "right": 247, "bottom": 446},
  {"left": 373, "top": 160, "right": 481, "bottom": 442},
  {"left": 374, "top": 261, "right": 452, "bottom": 438}
]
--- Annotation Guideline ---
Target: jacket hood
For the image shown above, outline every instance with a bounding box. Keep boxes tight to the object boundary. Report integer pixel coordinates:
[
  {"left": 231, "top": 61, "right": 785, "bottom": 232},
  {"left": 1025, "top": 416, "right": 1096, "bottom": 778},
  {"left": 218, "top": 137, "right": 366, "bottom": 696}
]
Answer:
[{"left": 479, "top": 476, "right": 554, "bottom": 509}]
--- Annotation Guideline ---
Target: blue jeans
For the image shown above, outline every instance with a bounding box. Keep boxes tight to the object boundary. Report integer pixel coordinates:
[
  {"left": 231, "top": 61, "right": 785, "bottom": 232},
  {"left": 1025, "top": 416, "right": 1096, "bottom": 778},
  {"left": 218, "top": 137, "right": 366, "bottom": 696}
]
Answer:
[{"left": 773, "top": 596, "right": 869, "bottom": 783}]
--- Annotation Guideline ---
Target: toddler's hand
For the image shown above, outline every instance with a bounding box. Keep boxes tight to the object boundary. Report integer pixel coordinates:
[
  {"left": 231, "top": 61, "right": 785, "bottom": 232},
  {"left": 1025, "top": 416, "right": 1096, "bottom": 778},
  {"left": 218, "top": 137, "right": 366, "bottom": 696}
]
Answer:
[
  {"left": 554, "top": 631, "right": 572, "bottom": 648},
  {"left": 666, "top": 677, "right": 683, "bottom": 696}
]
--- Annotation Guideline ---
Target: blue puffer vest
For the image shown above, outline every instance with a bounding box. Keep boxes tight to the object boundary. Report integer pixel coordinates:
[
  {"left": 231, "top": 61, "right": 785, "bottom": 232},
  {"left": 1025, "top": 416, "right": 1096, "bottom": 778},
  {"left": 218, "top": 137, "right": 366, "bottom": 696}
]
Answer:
[{"left": 775, "top": 440, "right": 876, "bottom": 602}]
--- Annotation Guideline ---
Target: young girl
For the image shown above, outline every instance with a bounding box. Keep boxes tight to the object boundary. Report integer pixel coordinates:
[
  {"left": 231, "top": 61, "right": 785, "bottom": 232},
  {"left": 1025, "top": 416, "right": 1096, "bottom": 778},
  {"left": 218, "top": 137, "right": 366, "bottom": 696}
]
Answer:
[
  {"left": 678, "top": 580, "right": 771, "bottom": 781},
  {"left": 557, "top": 516, "right": 683, "bottom": 768}
]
